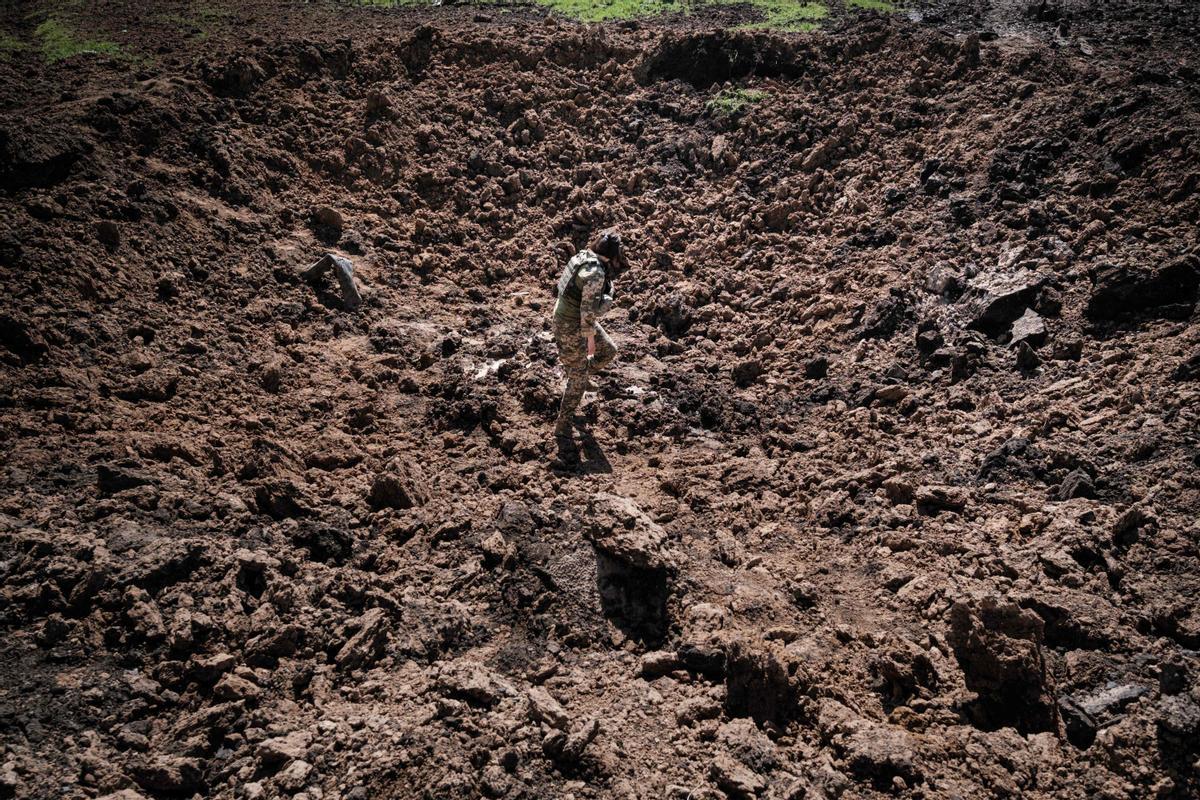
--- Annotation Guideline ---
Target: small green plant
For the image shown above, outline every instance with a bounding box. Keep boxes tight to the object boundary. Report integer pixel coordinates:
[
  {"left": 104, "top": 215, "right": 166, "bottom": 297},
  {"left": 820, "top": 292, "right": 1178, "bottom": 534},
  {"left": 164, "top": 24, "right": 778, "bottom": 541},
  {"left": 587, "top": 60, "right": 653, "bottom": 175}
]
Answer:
[
  {"left": 0, "top": 32, "right": 26, "bottom": 59},
  {"left": 707, "top": 87, "right": 768, "bottom": 115},
  {"left": 846, "top": 0, "right": 895, "bottom": 11},
  {"left": 35, "top": 17, "right": 122, "bottom": 63}
]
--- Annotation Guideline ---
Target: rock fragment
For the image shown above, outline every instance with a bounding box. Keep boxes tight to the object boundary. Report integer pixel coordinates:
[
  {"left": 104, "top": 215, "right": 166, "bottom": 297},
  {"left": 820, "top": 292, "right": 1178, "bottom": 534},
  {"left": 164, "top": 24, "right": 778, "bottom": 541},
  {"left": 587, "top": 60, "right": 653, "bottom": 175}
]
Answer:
[
  {"left": 257, "top": 730, "right": 311, "bottom": 766},
  {"left": 1009, "top": 308, "right": 1047, "bottom": 347},
  {"left": 97, "top": 220, "right": 120, "bottom": 251},
  {"left": 585, "top": 493, "right": 674, "bottom": 572},
  {"left": 710, "top": 753, "right": 766, "bottom": 798},
  {"left": 368, "top": 457, "right": 428, "bottom": 510},
  {"left": 335, "top": 607, "right": 389, "bottom": 671},
  {"left": 966, "top": 269, "right": 1045, "bottom": 337},
  {"left": 528, "top": 686, "right": 570, "bottom": 731},
  {"left": 1059, "top": 682, "right": 1150, "bottom": 747},
  {"left": 301, "top": 252, "right": 362, "bottom": 310}
]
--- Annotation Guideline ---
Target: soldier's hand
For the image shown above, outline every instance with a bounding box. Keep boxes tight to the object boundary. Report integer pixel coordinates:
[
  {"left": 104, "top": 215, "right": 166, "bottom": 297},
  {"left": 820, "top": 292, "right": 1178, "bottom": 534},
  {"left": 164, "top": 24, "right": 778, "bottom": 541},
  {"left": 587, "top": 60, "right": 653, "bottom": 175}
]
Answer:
[{"left": 586, "top": 334, "right": 596, "bottom": 359}]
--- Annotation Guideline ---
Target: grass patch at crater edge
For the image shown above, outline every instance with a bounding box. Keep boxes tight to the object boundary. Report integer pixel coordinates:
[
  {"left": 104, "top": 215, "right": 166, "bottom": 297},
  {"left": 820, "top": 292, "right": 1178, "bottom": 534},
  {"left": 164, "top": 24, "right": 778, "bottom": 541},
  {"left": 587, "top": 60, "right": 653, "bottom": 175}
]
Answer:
[
  {"left": 35, "top": 17, "right": 122, "bottom": 63},
  {"left": 707, "top": 87, "right": 769, "bottom": 115},
  {"left": 846, "top": 0, "right": 896, "bottom": 11}
]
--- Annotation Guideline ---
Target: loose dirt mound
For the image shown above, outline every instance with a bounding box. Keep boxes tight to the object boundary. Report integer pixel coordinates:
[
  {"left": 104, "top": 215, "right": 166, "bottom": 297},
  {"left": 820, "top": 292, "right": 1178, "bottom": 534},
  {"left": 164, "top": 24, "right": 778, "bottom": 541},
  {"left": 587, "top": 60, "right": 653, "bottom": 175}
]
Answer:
[{"left": 1, "top": 2, "right": 1199, "bottom": 799}]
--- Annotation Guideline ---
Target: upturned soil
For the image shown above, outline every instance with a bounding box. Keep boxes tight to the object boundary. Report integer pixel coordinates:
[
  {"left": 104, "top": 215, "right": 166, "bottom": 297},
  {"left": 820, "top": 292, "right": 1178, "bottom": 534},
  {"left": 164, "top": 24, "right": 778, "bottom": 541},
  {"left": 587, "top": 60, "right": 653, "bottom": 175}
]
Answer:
[{"left": 1, "top": 1, "right": 1199, "bottom": 799}]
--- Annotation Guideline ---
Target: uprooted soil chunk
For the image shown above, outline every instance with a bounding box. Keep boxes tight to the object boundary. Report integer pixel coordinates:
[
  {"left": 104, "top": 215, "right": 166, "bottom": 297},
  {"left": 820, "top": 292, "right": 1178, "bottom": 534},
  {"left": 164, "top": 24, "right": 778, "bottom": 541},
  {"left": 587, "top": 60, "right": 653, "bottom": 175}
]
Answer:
[
  {"left": 367, "top": 457, "right": 429, "bottom": 510},
  {"left": 585, "top": 493, "right": 675, "bottom": 645},
  {"left": 725, "top": 640, "right": 809, "bottom": 727},
  {"left": 1085, "top": 256, "right": 1199, "bottom": 324},
  {"left": 947, "top": 597, "right": 1060, "bottom": 734}
]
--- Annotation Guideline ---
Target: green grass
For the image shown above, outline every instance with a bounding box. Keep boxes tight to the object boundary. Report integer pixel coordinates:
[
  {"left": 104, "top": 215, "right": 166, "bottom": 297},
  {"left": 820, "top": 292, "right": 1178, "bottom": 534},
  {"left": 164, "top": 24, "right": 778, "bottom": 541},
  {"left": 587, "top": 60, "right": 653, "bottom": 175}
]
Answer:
[
  {"left": 731, "top": 0, "right": 828, "bottom": 30},
  {"left": 346, "top": 0, "right": 850, "bottom": 30},
  {"left": 534, "top": 0, "right": 676, "bottom": 22},
  {"left": 0, "top": 32, "right": 27, "bottom": 59},
  {"left": 35, "top": 17, "right": 122, "bottom": 63},
  {"left": 156, "top": 5, "right": 234, "bottom": 40},
  {"left": 707, "top": 87, "right": 768, "bottom": 115},
  {"left": 350, "top": 0, "right": 831, "bottom": 28}
]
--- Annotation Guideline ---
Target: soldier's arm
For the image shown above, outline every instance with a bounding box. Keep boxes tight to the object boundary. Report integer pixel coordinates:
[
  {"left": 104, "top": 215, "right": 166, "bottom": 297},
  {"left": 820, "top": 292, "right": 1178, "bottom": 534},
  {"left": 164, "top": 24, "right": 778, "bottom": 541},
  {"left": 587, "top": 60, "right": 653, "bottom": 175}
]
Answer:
[{"left": 578, "top": 263, "right": 606, "bottom": 338}]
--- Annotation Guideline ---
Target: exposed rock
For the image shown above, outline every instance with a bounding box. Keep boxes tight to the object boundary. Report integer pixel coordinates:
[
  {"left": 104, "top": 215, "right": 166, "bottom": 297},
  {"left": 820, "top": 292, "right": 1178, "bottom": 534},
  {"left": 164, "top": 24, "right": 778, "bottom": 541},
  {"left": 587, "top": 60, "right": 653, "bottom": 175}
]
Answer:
[
  {"left": 1059, "top": 682, "right": 1150, "bottom": 748},
  {"left": 97, "top": 220, "right": 120, "bottom": 251},
  {"left": 257, "top": 731, "right": 312, "bottom": 766},
  {"left": 585, "top": 493, "right": 675, "bottom": 572},
  {"left": 214, "top": 673, "right": 260, "bottom": 702},
  {"left": 710, "top": 753, "right": 766, "bottom": 798},
  {"left": 676, "top": 695, "right": 722, "bottom": 726},
  {"left": 192, "top": 652, "right": 237, "bottom": 682},
  {"left": 966, "top": 269, "right": 1046, "bottom": 337},
  {"left": 312, "top": 206, "right": 344, "bottom": 230},
  {"left": 301, "top": 252, "right": 362, "bottom": 311},
  {"left": 368, "top": 457, "right": 429, "bottom": 510},
  {"left": 1015, "top": 340, "right": 1041, "bottom": 372},
  {"left": 1009, "top": 308, "right": 1047, "bottom": 347},
  {"left": 914, "top": 485, "right": 967, "bottom": 515},
  {"left": 640, "top": 650, "right": 681, "bottom": 677},
  {"left": 528, "top": 686, "right": 570, "bottom": 730},
  {"left": 817, "top": 699, "right": 922, "bottom": 790},
  {"left": 335, "top": 607, "right": 389, "bottom": 671},
  {"left": 1055, "top": 469, "right": 1095, "bottom": 500},
  {"left": 112, "top": 368, "right": 179, "bottom": 402},
  {"left": 97, "top": 460, "right": 156, "bottom": 496},
  {"left": 0, "top": 313, "right": 48, "bottom": 364},
  {"left": 276, "top": 759, "right": 313, "bottom": 792},
  {"left": 435, "top": 660, "right": 514, "bottom": 707},
  {"left": 132, "top": 756, "right": 204, "bottom": 794},
  {"left": 1157, "top": 695, "right": 1200, "bottom": 741},
  {"left": 544, "top": 718, "right": 601, "bottom": 762},
  {"left": 804, "top": 356, "right": 829, "bottom": 379}
]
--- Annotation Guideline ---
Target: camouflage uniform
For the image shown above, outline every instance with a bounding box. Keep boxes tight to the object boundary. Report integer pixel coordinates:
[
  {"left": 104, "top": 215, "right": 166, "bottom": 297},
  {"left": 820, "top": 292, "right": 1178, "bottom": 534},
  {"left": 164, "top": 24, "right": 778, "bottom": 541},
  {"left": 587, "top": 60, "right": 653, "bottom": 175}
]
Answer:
[{"left": 553, "top": 249, "right": 617, "bottom": 430}]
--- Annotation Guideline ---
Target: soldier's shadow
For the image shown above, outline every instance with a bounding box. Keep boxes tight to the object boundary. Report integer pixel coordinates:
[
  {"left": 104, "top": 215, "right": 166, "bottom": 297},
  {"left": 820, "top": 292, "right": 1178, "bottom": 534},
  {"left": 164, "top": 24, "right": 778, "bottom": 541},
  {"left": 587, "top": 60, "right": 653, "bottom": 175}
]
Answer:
[{"left": 554, "top": 425, "right": 612, "bottom": 476}]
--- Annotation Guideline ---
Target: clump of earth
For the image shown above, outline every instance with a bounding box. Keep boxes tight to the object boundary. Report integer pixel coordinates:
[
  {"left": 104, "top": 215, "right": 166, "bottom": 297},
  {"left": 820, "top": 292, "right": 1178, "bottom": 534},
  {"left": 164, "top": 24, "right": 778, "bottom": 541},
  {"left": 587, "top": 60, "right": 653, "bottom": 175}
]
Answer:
[{"left": 1, "top": 1, "right": 1198, "bottom": 798}]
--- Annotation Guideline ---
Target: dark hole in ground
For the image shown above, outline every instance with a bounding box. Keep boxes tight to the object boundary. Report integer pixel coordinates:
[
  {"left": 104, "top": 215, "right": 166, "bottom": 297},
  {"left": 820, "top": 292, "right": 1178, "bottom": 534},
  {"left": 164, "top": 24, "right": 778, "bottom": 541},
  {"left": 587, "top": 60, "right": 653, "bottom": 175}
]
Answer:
[{"left": 594, "top": 551, "right": 671, "bottom": 648}]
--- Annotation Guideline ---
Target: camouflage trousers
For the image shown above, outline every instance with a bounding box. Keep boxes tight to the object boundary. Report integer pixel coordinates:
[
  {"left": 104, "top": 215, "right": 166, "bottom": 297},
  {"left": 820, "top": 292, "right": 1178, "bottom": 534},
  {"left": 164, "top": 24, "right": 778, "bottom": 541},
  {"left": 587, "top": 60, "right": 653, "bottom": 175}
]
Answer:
[{"left": 552, "top": 315, "right": 617, "bottom": 421}]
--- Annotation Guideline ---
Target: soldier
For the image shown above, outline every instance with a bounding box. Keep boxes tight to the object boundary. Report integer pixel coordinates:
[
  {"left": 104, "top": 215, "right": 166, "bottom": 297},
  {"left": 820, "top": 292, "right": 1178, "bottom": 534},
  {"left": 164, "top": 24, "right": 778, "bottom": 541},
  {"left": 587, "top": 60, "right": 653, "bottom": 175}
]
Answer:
[{"left": 552, "top": 229, "right": 625, "bottom": 438}]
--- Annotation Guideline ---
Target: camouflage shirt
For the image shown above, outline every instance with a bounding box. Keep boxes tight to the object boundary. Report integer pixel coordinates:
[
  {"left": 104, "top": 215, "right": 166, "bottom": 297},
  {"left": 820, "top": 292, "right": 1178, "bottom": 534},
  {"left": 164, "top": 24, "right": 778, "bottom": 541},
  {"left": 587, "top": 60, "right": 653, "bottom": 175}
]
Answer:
[{"left": 553, "top": 249, "right": 614, "bottom": 335}]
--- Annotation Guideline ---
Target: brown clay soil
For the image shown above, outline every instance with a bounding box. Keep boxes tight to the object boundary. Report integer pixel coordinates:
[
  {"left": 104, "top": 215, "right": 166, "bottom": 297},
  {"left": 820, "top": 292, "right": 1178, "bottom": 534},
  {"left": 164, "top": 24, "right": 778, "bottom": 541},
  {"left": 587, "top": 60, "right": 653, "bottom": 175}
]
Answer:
[{"left": 2, "top": 1, "right": 1199, "bottom": 798}]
